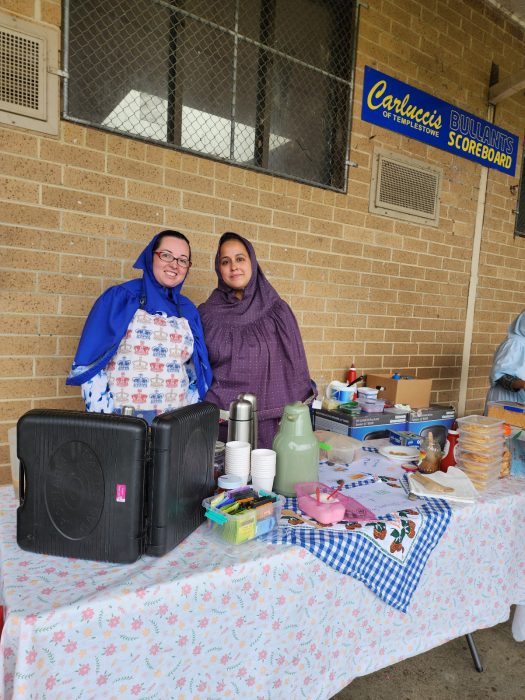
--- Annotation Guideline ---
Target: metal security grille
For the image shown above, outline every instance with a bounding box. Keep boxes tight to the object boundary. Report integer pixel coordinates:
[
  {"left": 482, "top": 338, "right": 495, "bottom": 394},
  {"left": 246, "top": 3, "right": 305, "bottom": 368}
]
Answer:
[
  {"left": 63, "top": 0, "right": 356, "bottom": 191},
  {"left": 370, "top": 150, "right": 442, "bottom": 227},
  {"left": 0, "top": 24, "right": 44, "bottom": 117}
]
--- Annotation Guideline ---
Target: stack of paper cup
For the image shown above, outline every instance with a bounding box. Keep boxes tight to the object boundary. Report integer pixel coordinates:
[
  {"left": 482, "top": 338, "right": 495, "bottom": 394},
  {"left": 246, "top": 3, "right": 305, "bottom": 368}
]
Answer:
[
  {"left": 250, "top": 449, "right": 276, "bottom": 492},
  {"left": 225, "top": 441, "right": 251, "bottom": 485}
]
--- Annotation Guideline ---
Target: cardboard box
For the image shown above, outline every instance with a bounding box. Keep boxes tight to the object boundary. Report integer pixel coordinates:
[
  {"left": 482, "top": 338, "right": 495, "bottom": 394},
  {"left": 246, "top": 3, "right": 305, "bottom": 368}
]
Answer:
[
  {"left": 312, "top": 408, "right": 408, "bottom": 441},
  {"left": 407, "top": 404, "right": 456, "bottom": 451},
  {"left": 366, "top": 372, "right": 432, "bottom": 409},
  {"left": 487, "top": 401, "right": 525, "bottom": 430},
  {"left": 408, "top": 404, "right": 456, "bottom": 422}
]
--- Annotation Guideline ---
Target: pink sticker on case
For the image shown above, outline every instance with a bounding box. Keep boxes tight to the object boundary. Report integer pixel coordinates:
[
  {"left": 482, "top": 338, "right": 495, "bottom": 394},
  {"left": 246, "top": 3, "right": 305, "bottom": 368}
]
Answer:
[{"left": 116, "top": 484, "right": 126, "bottom": 503}]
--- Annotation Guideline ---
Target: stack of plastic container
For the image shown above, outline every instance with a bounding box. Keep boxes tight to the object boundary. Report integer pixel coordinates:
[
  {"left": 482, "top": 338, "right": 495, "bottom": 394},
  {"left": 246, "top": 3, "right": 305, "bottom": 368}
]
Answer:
[{"left": 456, "top": 415, "right": 504, "bottom": 491}]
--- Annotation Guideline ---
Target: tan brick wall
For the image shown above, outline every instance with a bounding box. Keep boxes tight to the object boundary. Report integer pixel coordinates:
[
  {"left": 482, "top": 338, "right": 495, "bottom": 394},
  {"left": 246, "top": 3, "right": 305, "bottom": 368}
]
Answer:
[{"left": 1, "top": 0, "right": 525, "bottom": 482}]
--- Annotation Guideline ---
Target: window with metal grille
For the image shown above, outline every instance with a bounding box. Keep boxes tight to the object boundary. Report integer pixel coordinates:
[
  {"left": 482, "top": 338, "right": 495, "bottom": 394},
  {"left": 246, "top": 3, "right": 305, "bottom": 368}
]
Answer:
[
  {"left": 63, "top": 0, "right": 356, "bottom": 191},
  {"left": 369, "top": 149, "right": 442, "bottom": 227},
  {"left": 514, "top": 150, "right": 525, "bottom": 238}
]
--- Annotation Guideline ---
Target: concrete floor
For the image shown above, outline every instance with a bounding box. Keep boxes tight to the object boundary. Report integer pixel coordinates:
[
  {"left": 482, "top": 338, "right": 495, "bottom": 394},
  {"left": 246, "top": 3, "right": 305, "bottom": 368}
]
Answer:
[{"left": 333, "top": 609, "right": 525, "bottom": 700}]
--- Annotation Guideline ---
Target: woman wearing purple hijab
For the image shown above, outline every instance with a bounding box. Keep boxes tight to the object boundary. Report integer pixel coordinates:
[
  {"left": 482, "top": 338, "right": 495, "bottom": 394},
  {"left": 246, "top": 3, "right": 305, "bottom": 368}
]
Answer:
[{"left": 199, "top": 232, "right": 313, "bottom": 448}]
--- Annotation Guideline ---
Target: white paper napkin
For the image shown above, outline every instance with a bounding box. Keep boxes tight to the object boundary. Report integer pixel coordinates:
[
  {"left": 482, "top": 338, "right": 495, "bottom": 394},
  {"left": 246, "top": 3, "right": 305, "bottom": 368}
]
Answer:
[{"left": 407, "top": 467, "right": 478, "bottom": 503}]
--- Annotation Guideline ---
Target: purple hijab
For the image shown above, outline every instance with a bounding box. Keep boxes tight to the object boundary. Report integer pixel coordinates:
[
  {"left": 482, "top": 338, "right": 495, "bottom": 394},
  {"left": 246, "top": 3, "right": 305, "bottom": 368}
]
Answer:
[{"left": 199, "top": 233, "right": 313, "bottom": 448}]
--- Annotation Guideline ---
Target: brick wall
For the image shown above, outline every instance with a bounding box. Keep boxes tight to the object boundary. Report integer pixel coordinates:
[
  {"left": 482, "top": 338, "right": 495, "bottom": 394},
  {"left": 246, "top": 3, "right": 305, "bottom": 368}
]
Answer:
[{"left": 1, "top": 0, "right": 525, "bottom": 482}]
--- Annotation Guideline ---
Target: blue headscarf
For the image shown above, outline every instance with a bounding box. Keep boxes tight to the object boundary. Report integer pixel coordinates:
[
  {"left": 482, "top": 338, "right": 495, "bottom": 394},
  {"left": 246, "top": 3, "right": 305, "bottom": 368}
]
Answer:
[
  {"left": 67, "top": 231, "right": 212, "bottom": 399},
  {"left": 485, "top": 309, "right": 525, "bottom": 410},
  {"left": 490, "top": 310, "right": 525, "bottom": 385}
]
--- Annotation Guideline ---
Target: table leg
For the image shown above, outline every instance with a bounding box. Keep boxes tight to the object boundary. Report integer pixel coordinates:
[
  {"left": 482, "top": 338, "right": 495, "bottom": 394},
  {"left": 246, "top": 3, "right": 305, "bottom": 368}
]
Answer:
[
  {"left": 465, "top": 633, "right": 483, "bottom": 672},
  {"left": 511, "top": 604, "right": 525, "bottom": 642}
]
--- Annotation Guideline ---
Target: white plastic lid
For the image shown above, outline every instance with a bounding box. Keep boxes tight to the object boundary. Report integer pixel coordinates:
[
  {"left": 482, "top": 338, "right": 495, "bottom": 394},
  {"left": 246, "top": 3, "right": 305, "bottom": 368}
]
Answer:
[{"left": 217, "top": 474, "right": 244, "bottom": 490}]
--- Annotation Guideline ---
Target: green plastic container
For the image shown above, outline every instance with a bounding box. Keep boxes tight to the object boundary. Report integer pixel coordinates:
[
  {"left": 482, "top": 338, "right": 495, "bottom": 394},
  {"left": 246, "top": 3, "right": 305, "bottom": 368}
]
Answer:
[{"left": 272, "top": 402, "right": 319, "bottom": 497}]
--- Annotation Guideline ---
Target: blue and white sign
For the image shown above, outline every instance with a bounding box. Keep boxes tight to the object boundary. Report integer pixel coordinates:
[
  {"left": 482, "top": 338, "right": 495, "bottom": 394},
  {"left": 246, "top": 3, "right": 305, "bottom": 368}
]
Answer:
[{"left": 361, "top": 66, "right": 518, "bottom": 176}]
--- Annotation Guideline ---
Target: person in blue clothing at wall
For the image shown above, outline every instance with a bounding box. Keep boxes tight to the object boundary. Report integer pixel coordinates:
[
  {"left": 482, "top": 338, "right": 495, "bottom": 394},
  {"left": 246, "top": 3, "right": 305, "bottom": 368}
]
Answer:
[
  {"left": 67, "top": 230, "right": 212, "bottom": 423},
  {"left": 485, "top": 309, "right": 525, "bottom": 412}
]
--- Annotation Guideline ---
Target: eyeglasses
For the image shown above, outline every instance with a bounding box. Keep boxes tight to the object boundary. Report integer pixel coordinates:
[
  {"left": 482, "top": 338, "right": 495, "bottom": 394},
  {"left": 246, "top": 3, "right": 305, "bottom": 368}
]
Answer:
[{"left": 154, "top": 251, "right": 191, "bottom": 268}]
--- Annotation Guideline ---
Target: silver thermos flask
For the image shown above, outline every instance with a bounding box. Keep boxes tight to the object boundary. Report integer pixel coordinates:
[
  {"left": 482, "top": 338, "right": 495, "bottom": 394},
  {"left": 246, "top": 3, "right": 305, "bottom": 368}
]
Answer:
[
  {"left": 227, "top": 398, "right": 252, "bottom": 444},
  {"left": 237, "top": 392, "right": 258, "bottom": 450}
]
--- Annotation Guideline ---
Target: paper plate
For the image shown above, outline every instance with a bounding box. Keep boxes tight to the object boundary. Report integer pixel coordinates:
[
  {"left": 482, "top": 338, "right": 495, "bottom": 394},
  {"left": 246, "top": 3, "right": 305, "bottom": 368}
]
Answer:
[{"left": 378, "top": 444, "right": 420, "bottom": 462}]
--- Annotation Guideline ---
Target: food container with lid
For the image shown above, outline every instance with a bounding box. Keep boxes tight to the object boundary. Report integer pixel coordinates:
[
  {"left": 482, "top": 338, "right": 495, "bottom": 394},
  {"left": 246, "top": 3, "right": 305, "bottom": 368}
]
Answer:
[
  {"left": 217, "top": 473, "right": 244, "bottom": 492},
  {"left": 456, "top": 415, "right": 504, "bottom": 437},
  {"left": 357, "top": 387, "right": 379, "bottom": 403},
  {"left": 295, "top": 482, "right": 376, "bottom": 525},
  {"left": 314, "top": 430, "right": 361, "bottom": 464},
  {"left": 456, "top": 414, "right": 504, "bottom": 490},
  {"left": 361, "top": 399, "right": 386, "bottom": 413}
]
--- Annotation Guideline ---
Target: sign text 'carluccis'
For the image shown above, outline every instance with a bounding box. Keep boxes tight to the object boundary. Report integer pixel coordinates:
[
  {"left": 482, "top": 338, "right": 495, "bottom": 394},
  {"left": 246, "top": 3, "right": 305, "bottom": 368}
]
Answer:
[{"left": 361, "top": 66, "right": 518, "bottom": 176}]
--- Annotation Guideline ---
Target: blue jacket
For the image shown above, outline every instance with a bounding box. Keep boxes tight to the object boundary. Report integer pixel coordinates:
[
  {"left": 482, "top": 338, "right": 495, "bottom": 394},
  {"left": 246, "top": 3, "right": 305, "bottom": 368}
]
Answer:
[{"left": 67, "top": 234, "right": 212, "bottom": 401}]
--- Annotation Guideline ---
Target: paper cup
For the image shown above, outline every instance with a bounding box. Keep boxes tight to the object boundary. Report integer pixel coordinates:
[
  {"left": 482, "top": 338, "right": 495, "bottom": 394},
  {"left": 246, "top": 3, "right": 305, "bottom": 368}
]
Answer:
[
  {"left": 251, "top": 449, "right": 276, "bottom": 477},
  {"left": 225, "top": 441, "right": 251, "bottom": 484},
  {"left": 252, "top": 475, "right": 275, "bottom": 492}
]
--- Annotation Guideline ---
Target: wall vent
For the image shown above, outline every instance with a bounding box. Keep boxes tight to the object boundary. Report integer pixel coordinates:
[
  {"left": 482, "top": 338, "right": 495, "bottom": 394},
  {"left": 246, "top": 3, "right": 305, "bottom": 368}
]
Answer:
[
  {"left": 370, "top": 149, "right": 442, "bottom": 227},
  {"left": 0, "top": 11, "right": 59, "bottom": 135}
]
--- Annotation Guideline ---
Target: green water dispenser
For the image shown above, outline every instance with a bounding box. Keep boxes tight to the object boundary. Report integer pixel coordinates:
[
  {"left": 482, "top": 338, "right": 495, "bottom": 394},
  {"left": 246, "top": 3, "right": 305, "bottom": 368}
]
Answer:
[{"left": 272, "top": 402, "right": 319, "bottom": 497}]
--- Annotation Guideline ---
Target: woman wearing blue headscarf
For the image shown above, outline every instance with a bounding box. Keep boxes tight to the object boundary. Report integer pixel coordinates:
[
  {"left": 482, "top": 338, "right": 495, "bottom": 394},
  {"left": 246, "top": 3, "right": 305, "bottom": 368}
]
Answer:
[
  {"left": 485, "top": 309, "right": 525, "bottom": 411},
  {"left": 67, "top": 230, "right": 212, "bottom": 423}
]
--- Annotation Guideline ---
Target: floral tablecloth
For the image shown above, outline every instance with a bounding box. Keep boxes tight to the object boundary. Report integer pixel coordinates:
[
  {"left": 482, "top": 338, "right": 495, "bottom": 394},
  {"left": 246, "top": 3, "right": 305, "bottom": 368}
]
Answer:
[{"left": 1, "top": 470, "right": 525, "bottom": 700}]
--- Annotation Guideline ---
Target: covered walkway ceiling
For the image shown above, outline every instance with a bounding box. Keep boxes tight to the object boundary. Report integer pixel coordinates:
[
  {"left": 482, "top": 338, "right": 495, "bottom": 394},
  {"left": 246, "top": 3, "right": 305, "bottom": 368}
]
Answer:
[
  {"left": 487, "top": 0, "right": 525, "bottom": 28},
  {"left": 486, "top": 0, "right": 525, "bottom": 103}
]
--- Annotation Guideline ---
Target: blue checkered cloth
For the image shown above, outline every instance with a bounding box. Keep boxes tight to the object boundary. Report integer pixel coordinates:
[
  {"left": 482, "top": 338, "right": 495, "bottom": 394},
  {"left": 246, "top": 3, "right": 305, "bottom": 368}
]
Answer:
[{"left": 264, "top": 477, "right": 451, "bottom": 613}]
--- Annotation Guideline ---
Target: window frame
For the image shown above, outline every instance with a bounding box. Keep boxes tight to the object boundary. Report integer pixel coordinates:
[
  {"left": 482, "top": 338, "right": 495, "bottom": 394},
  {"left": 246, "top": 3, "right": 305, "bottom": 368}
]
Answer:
[{"left": 61, "top": 0, "right": 358, "bottom": 192}]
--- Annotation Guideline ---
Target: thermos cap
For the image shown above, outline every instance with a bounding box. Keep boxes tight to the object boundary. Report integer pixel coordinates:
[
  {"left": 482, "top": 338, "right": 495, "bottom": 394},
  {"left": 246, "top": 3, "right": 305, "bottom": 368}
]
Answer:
[
  {"left": 229, "top": 399, "right": 252, "bottom": 421},
  {"left": 238, "top": 392, "right": 257, "bottom": 411}
]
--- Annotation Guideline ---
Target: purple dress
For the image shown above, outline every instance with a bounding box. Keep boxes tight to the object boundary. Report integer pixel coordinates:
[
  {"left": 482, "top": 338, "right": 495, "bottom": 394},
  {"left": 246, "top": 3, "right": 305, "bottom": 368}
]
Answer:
[{"left": 199, "top": 234, "right": 313, "bottom": 448}]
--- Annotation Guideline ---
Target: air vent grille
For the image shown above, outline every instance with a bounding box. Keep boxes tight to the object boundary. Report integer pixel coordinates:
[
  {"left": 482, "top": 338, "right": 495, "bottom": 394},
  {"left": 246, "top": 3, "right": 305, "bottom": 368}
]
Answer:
[
  {"left": 0, "top": 25, "right": 45, "bottom": 118},
  {"left": 370, "top": 150, "right": 442, "bottom": 227},
  {"left": 0, "top": 11, "right": 58, "bottom": 135}
]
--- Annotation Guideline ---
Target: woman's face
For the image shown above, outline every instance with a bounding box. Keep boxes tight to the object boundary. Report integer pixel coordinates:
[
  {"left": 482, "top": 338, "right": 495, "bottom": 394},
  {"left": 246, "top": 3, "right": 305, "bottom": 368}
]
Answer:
[
  {"left": 219, "top": 239, "right": 252, "bottom": 297},
  {"left": 152, "top": 235, "right": 191, "bottom": 288}
]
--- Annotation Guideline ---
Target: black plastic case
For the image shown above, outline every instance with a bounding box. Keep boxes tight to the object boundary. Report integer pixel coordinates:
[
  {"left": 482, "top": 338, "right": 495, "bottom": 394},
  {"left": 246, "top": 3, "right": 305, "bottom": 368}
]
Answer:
[
  {"left": 16, "top": 403, "right": 219, "bottom": 564},
  {"left": 147, "top": 402, "right": 218, "bottom": 556},
  {"left": 17, "top": 410, "right": 148, "bottom": 564}
]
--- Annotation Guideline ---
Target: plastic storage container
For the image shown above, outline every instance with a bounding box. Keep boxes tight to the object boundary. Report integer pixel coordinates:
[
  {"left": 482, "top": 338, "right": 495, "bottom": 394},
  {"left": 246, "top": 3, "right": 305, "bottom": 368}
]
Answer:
[
  {"left": 314, "top": 430, "right": 361, "bottom": 463},
  {"left": 456, "top": 414, "right": 504, "bottom": 490},
  {"left": 202, "top": 488, "right": 284, "bottom": 544},
  {"left": 361, "top": 399, "right": 386, "bottom": 413},
  {"left": 357, "top": 387, "right": 379, "bottom": 403},
  {"left": 456, "top": 415, "right": 504, "bottom": 438},
  {"left": 295, "top": 481, "right": 376, "bottom": 525},
  {"left": 217, "top": 473, "right": 244, "bottom": 492}
]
